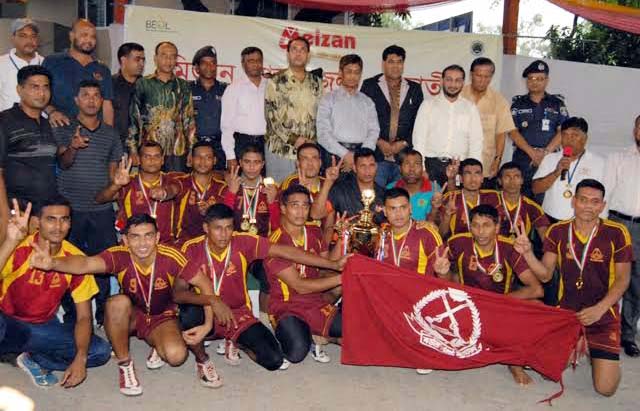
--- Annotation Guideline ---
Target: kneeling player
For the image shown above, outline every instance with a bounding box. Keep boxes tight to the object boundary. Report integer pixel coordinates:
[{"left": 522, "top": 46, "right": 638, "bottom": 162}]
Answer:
[
  {"left": 265, "top": 185, "right": 344, "bottom": 365},
  {"left": 30, "top": 214, "right": 217, "bottom": 396},
  {"left": 444, "top": 204, "right": 545, "bottom": 385}
]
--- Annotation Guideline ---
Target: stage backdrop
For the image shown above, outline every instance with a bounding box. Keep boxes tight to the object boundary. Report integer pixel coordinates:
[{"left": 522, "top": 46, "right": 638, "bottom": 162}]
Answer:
[{"left": 123, "top": 5, "right": 502, "bottom": 98}]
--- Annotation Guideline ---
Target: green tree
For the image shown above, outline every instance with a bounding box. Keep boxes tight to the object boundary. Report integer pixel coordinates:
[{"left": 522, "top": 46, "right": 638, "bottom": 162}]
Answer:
[{"left": 352, "top": 11, "right": 411, "bottom": 29}]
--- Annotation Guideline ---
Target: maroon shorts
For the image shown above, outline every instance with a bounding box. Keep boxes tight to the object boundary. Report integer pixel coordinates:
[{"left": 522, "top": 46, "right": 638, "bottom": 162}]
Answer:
[
  {"left": 133, "top": 308, "right": 178, "bottom": 340},
  {"left": 586, "top": 320, "right": 620, "bottom": 360},
  {"left": 210, "top": 306, "right": 259, "bottom": 342},
  {"left": 270, "top": 298, "right": 338, "bottom": 337}
]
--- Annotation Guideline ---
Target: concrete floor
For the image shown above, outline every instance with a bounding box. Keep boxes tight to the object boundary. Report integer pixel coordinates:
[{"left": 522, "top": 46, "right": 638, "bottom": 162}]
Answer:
[{"left": 1, "top": 336, "right": 639, "bottom": 411}]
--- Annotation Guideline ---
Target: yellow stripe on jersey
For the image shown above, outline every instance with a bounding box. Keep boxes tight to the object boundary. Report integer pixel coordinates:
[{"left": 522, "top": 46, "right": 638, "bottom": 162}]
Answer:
[
  {"left": 609, "top": 241, "right": 616, "bottom": 289},
  {"left": 70, "top": 275, "right": 99, "bottom": 303},
  {"left": 504, "top": 263, "right": 514, "bottom": 294},
  {"left": 176, "top": 190, "right": 190, "bottom": 238},
  {"left": 279, "top": 278, "right": 290, "bottom": 302},
  {"left": 117, "top": 269, "right": 128, "bottom": 286},
  {"left": 240, "top": 254, "right": 251, "bottom": 309},
  {"left": 417, "top": 241, "right": 427, "bottom": 275},
  {"left": 457, "top": 254, "right": 465, "bottom": 285},
  {"left": 180, "top": 235, "right": 206, "bottom": 253},
  {"left": 0, "top": 255, "right": 31, "bottom": 302},
  {"left": 280, "top": 174, "right": 296, "bottom": 190},
  {"left": 602, "top": 219, "right": 632, "bottom": 246},
  {"left": 157, "top": 245, "right": 187, "bottom": 267},
  {"left": 124, "top": 189, "right": 133, "bottom": 218},
  {"left": 1, "top": 253, "right": 15, "bottom": 278},
  {"left": 269, "top": 229, "right": 283, "bottom": 244}
]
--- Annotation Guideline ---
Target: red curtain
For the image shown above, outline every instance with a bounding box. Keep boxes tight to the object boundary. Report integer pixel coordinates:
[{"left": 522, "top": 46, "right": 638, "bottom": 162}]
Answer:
[{"left": 273, "top": 0, "right": 452, "bottom": 13}]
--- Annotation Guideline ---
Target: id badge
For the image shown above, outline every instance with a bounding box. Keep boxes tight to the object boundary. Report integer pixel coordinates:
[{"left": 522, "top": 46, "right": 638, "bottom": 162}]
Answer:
[{"left": 541, "top": 118, "right": 550, "bottom": 131}]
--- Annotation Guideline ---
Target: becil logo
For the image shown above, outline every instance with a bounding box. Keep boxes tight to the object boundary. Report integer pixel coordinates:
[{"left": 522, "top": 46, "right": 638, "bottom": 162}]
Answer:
[
  {"left": 145, "top": 19, "right": 175, "bottom": 33},
  {"left": 279, "top": 26, "right": 356, "bottom": 50}
]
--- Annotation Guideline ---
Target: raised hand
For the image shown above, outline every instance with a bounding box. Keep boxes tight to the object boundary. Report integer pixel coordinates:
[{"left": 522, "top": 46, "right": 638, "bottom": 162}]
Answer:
[
  {"left": 433, "top": 246, "right": 451, "bottom": 278},
  {"left": 431, "top": 182, "right": 448, "bottom": 210},
  {"left": 225, "top": 165, "right": 241, "bottom": 194},
  {"left": 512, "top": 220, "right": 533, "bottom": 255},
  {"left": 325, "top": 156, "right": 343, "bottom": 183},
  {"left": 263, "top": 183, "right": 278, "bottom": 204},
  {"left": 113, "top": 155, "right": 132, "bottom": 187},
  {"left": 444, "top": 192, "right": 458, "bottom": 218},
  {"left": 70, "top": 126, "right": 90, "bottom": 150},
  {"left": 6, "top": 199, "right": 31, "bottom": 243},
  {"left": 29, "top": 239, "right": 53, "bottom": 271},
  {"left": 48, "top": 110, "right": 70, "bottom": 128},
  {"left": 555, "top": 155, "right": 571, "bottom": 176},
  {"left": 446, "top": 159, "right": 460, "bottom": 181}
]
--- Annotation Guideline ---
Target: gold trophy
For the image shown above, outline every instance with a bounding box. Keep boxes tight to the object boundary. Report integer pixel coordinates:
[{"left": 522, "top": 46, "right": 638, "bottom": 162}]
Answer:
[{"left": 338, "top": 189, "right": 380, "bottom": 257}]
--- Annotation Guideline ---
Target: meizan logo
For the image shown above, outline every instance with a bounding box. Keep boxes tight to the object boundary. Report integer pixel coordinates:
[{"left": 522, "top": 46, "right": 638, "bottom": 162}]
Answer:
[
  {"left": 145, "top": 19, "right": 175, "bottom": 33},
  {"left": 279, "top": 26, "right": 356, "bottom": 50}
]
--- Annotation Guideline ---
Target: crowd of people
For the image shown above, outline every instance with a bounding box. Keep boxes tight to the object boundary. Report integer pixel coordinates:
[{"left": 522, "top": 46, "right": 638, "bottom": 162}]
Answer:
[{"left": 0, "top": 17, "right": 638, "bottom": 401}]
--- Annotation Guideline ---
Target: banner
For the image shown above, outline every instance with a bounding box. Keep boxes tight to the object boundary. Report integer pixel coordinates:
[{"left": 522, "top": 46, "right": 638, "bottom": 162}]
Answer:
[
  {"left": 123, "top": 6, "right": 502, "bottom": 96},
  {"left": 341, "top": 255, "right": 582, "bottom": 382}
]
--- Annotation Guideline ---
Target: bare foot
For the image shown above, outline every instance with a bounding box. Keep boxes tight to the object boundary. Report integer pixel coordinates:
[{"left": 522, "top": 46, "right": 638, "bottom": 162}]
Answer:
[{"left": 509, "top": 365, "right": 533, "bottom": 386}]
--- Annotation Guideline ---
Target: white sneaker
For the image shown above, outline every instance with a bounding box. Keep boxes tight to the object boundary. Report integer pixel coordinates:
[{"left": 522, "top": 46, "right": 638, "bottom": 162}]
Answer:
[
  {"left": 416, "top": 368, "right": 433, "bottom": 375},
  {"left": 204, "top": 340, "right": 212, "bottom": 347},
  {"left": 279, "top": 358, "right": 291, "bottom": 371},
  {"left": 310, "top": 343, "right": 330, "bottom": 363},
  {"left": 224, "top": 339, "right": 241, "bottom": 366},
  {"left": 118, "top": 359, "right": 143, "bottom": 396},
  {"left": 145, "top": 348, "right": 165, "bottom": 370},
  {"left": 215, "top": 341, "right": 225, "bottom": 355},
  {"left": 195, "top": 358, "right": 223, "bottom": 388}
]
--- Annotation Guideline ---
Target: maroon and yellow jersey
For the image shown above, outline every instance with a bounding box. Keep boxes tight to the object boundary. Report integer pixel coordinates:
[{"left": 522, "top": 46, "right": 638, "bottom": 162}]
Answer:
[
  {"left": 498, "top": 194, "right": 549, "bottom": 237},
  {"left": 441, "top": 189, "right": 502, "bottom": 236},
  {"left": 543, "top": 219, "right": 633, "bottom": 326},
  {"left": 264, "top": 225, "right": 327, "bottom": 305},
  {"left": 447, "top": 233, "right": 529, "bottom": 294},
  {"left": 280, "top": 174, "right": 325, "bottom": 227},
  {"left": 174, "top": 173, "right": 233, "bottom": 241},
  {"left": 99, "top": 244, "right": 186, "bottom": 315},
  {"left": 0, "top": 234, "right": 98, "bottom": 324},
  {"left": 379, "top": 221, "right": 443, "bottom": 276},
  {"left": 231, "top": 183, "right": 280, "bottom": 237},
  {"left": 117, "top": 172, "right": 178, "bottom": 243},
  {"left": 180, "top": 233, "right": 270, "bottom": 309}
]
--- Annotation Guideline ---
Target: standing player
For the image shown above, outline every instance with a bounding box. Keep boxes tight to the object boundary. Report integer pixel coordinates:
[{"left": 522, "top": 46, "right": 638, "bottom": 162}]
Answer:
[
  {"left": 96, "top": 141, "right": 180, "bottom": 243},
  {"left": 29, "top": 214, "right": 219, "bottom": 396},
  {"left": 265, "top": 185, "right": 343, "bottom": 366},
  {"left": 439, "top": 158, "right": 501, "bottom": 238},
  {"left": 444, "top": 204, "right": 544, "bottom": 385},
  {"left": 536, "top": 179, "right": 632, "bottom": 396}
]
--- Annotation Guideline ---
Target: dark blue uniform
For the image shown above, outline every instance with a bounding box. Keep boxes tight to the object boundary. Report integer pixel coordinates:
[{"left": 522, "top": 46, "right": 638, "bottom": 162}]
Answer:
[
  {"left": 191, "top": 79, "right": 227, "bottom": 170},
  {"left": 510, "top": 92, "right": 568, "bottom": 196}
]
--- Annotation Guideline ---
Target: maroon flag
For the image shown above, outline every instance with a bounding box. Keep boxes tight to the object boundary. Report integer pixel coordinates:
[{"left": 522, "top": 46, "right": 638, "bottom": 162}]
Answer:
[{"left": 341, "top": 256, "right": 582, "bottom": 382}]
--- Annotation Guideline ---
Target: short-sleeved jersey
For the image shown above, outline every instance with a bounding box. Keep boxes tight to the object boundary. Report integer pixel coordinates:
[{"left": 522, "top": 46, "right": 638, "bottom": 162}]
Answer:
[
  {"left": 441, "top": 189, "right": 502, "bottom": 236},
  {"left": 180, "top": 233, "right": 271, "bottom": 309},
  {"left": 543, "top": 219, "right": 633, "bottom": 326},
  {"left": 231, "top": 183, "right": 278, "bottom": 237},
  {"left": 264, "top": 225, "right": 327, "bottom": 305},
  {"left": 378, "top": 221, "right": 443, "bottom": 276},
  {"left": 280, "top": 174, "right": 325, "bottom": 227},
  {"left": 174, "top": 173, "right": 231, "bottom": 241},
  {"left": 498, "top": 194, "right": 549, "bottom": 237},
  {"left": 511, "top": 93, "right": 568, "bottom": 149},
  {"left": 448, "top": 233, "right": 529, "bottom": 294},
  {"left": 116, "top": 172, "right": 177, "bottom": 243},
  {"left": 0, "top": 234, "right": 98, "bottom": 323},
  {"left": 99, "top": 244, "right": 186, "bottom": 315}
]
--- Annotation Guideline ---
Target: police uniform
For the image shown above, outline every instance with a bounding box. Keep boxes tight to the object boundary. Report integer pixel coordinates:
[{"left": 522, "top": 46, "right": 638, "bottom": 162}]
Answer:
[{"left": 510, "top": 60, "right": 569, "bottom": 196}]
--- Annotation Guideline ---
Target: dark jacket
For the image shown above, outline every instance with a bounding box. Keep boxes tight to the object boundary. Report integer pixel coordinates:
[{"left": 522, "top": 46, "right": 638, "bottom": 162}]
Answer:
[{"left": 360, "top": 74, "right": 424, "bottom": 162}]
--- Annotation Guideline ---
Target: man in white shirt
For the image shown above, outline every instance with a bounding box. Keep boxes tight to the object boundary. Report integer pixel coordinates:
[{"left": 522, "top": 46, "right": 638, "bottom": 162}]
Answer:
[
  {"left": 0, "top": 18, "right": 44, "bottom": 112},
  {"left": 412, "top": 64, "right": 483, "bottom": 185},
  {"left": 532, "top": 117, "right": 606, "bottom": 221},
  {"left": 604, "top": 114, "right": 640, "bottom": 358},
  {"left": 221, "top": 47, "right": 267, "bottom": 169}
]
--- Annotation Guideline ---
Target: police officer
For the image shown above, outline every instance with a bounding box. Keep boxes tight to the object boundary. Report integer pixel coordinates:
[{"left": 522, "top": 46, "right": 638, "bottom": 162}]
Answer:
[
  {"left": 191, "top": 45, "right": 227, "bottom": 170},
  {"left": 510, "top": 60, "right": 568, "bottom": 198}
]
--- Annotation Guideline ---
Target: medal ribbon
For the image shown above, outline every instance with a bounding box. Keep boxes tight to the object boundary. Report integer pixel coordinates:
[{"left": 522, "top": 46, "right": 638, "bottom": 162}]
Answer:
[
  {"left": 461, "top": 191, "right": 481, "bottom": 231},
  {"left": 500, "top": 193, "right": 522, "bottom": 233},
  {"left": 191, "top": 175, "right": 211, "bottom": 202},
  {"left": 130, "top": 256, "right": 156, "bottom": 314},
  {"left": 472, "top": 240, "right": 501, "bottom": 277},
  {"left": 242, "top": 178, "right": 261, "bottom": 222},
  {"left": 566, "top": 153, "right": 585, "bottom": 185},
  {"left": 568, "top": 222, "right": 598, "bottom": 287},
  {"left": 391, "top": 221, "right": 412, "bottom": 267},
  {"left": 138, "top": 174, "right": 161, "bottom": 217},
  {"left": 204, "top": 240, "right": 232, "bottom": 296}
]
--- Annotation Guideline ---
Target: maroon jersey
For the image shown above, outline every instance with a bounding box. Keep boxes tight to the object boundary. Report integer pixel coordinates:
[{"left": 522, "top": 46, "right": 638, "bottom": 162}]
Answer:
[
  {"left": 498, "top": 194, "right": 549, "bottom": 237},
  {"left": 99, "top": 244, "right": 186, "bottom": 315},
  {"left": 448, "top": 233, "right": 529, "bottom": 294},
  {"left": 264, "top": 225, "right": 327, "bottom": 306},
  {"left": 180, "top": 233, "right": 270, "bottom": 309},
  {"left": 378, "top": 221, "right": 443, "bottom": 276},
  {"left": 280, "top": 174, "right": 325, "bottom": 227},
  {"left": 174, "top": 173, "right": 233, "bottom": 241},
  {"left": 441, "top": 189, "right": 502, "bottom": 236},
  {"left": 543, "top": 219, "right": 633, "bottom": 326},
  {"left": 231, "top": 182, "right": 280, "bottom": 237},
  {"left": 117, "top": 172, "right": 178, "bottom": 243}
]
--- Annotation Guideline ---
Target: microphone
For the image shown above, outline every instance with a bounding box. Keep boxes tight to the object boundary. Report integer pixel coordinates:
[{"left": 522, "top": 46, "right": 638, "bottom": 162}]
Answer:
[{"left": 560, "top": 146, "right": 573, "bottom": 181}]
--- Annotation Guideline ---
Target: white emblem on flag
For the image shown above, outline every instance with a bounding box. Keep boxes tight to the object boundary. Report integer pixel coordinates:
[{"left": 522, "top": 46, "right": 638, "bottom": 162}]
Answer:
[{"left": 404, "top": 288, "right": 483, "bottom": 358}]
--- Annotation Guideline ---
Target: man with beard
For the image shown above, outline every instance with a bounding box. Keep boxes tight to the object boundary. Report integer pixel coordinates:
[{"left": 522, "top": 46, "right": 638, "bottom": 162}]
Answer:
[
  {"left": 43, "top": 19, "right": 113, "bottom": 127},
  {"left": 191, "top": 46, "right": 227, "bottom": 170},
  {"left": 412, "top": 64, "right": 483, "bottom": 186},
  {"left": 112, "top": 43, "right": 145, "bottom": 150},
  {"left": 128, "top": 41, "right": 195, "bottom": 172},
  {"left": 603, "top": 115, "right": 640, "bottom": 358},
  {"left": 53, "top": 80, "right": 123, "bottom": 325}
]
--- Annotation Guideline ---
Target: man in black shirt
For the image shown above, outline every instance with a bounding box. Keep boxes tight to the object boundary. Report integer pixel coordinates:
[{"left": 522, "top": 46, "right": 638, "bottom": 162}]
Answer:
[
  {"left": 0, "top": 66, "right": 58, "bottom": 240},
  {"left": 112, "top": 43, "right": 145, "bottom": 150}
]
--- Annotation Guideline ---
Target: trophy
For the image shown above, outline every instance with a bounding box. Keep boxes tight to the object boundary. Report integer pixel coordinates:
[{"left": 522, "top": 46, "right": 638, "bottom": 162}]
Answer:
[{"left": 337, "top": 189, "right": 380, "bottom": 257}]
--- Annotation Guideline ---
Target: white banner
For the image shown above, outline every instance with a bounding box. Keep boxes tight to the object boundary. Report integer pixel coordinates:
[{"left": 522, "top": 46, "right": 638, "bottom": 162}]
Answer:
[{"left": 123, "top": 5, "right": 502, "bottom": 97}]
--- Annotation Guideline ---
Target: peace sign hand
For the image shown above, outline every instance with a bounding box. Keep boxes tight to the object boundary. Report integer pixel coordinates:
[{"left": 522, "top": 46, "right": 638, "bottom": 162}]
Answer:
[
  {"left": 29, "top": 239, "right": 54, "bottom": 271},
  {"left": 512, "top": 220, "right": 532, "bottom": 255},
  {"left": 225, "top": 165, "right": 241, "bottom": 194},
  {"left": 70, "top": 126, "right": 90, "bottom": 150},
  {"left": 325, "top": 155, "right": 343, "bottom": 183},
  {"left": 444, "top": 192, "right": 458, "bottom": 218},
  {"left": 6, "top": 199, "right": 31, "bottom": 243},
  {"left": 431, "top": 182, "right": 448, "bottom": 210},
  {"left": 113, "top": 155, "right": 132, "bottom": 187},
  {"left": 433, "top": 246, "right": 451, "bottom": 278}
]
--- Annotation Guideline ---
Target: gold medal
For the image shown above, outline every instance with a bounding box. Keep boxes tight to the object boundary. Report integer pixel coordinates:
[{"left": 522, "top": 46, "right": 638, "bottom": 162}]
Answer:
[
  {"left": 249, "top": 224, "right": 258, "bottom": 235},
  {"left": 492, "top": 271, "right": 504, "bottom": 283},
  {"left": 563, "top": 189, "right": 573, "bottom": 199},
  {"left": 576, "top": 278, "right": 584, "bottom": 290},
  {"left": 145, "top": 314, "right": 151, "bottom": 325},
  {"left": 240, "top": 219, "right": 250, "bottom": 231}
]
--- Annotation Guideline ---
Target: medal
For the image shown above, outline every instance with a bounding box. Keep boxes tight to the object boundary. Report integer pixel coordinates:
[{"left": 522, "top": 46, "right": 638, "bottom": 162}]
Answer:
[
  {"left": 240, "top": 218, "right": 250, "bottom": 232},
  {"left": 130, "top": 254, "right": 156, "bottom": 318},
  {"left": 461, "top": 191, "right": 481, "bottom": 231},
  {"left": 249, "top": 224, "right": 258, "bottom": 235},
  {"left": 391, "top": 221, "right": 412, "bottom": 267},
  {"left": 492, "top": 270, "right": 504, "bottom": 283},
  {"left": 290, "top": 226, "right": 308, "bottom": 276},
  {"left": 138, "top": 174, "right": 161, "bottom": 219},
  {"left": 145, "top": 315, "right": 151, "bottom": 325},
  {"left": 563, "top": 189, "right": 573, "bottom": 199},
  {"left": 568, "top": 222, "right": 598, "bottom": 291},
  {"left": 263, "top": 177, "right": 275, "bottom": 186},
  {"left": 205, "top": 240, "right": 231, "bottom": 296},
  {"left": 192, "top": 175, "right": 212, "bottom": 207},
  {"left": 241, "top": 180, "right": 261, "bottom": 232},
  {"left": 472, "top": 240, "right": 503, "bottom": 283},
  {"left": 500, "top": 192, "right": 522, "bottom": 235},
  {"left": 563, "top": 153, "right": 585, "bottom": 201}
]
